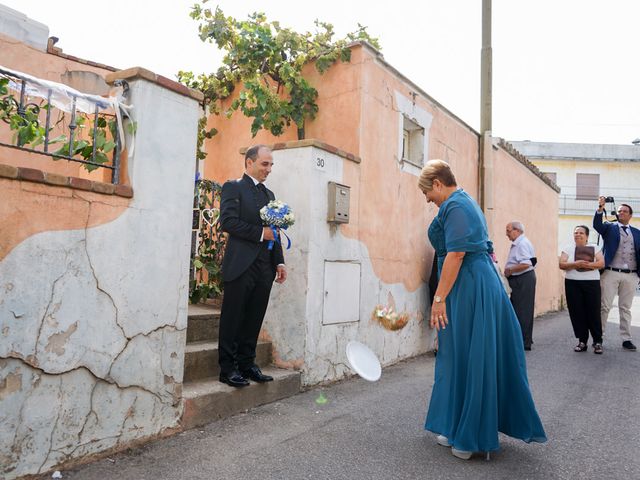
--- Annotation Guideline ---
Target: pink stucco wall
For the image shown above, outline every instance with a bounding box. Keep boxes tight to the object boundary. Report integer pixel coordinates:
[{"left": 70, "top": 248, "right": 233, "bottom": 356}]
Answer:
[
  {"left": 202, "top": 43, "right": 561, "bottom": 314},
  {"left": 488, "top": 144, "right": 562, "bottom": 314},
  {"left": 203, "top": 44, "right": 480, "bottom": 292},
  {"left": 340, "top": 47, "right": 479, "bottom": 290}
]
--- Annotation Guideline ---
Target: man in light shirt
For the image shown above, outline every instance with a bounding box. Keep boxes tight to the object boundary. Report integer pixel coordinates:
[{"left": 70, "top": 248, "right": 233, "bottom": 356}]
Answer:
[
  {"left": 593, "top": 197, "right": 640, "bottom": 351},
  {"left": 505, "top": 221, "right": 537, "bottom": 351}
]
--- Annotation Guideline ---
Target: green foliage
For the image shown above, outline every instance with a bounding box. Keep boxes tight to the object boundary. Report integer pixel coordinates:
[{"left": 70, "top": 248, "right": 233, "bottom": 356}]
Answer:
[
  {"left": 178, "top": 5, "right": 380, "bottom": 140},
  {"left": 189, "top": 179, "right": 227, "bottom": 304},
  {"left": 52, "top": 116, "right": 119, "bottom": 172},
  {"left": 0, "top": 78, "right": 47, "bottom": 148},
  {"left": 195, "top": 116, "right": 217, "bottom": 161}
]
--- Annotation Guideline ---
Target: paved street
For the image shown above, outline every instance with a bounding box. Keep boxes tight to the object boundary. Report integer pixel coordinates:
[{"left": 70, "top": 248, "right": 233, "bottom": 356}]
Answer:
[{"left": 60, "top": 296, "right": 640, "bottom": 480}]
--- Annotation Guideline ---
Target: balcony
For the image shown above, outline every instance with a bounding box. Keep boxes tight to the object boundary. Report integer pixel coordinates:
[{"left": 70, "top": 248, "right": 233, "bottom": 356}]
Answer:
[
  {"left": 0, "top": 65, "right": 129, "bottom": 184},
  {"left": 558, "top": 185, "right": 640, "bottom": 216}
]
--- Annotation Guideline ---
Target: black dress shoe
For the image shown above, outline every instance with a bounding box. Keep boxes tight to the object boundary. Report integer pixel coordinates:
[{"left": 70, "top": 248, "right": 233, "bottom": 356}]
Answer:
[
  {"left": 219, "top": 370, "right": 249, "bottom": 387},
  {"left": 622, "top": 341, "right": 637, "bottom": 351},
  {"left": 241, "top": 366, "right": 274, "bottom": 383}
]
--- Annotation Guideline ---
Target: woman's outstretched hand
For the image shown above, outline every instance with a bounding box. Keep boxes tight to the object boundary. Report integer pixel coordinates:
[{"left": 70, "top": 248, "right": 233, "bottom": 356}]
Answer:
[{"left": 430, "top": 301, "right": 448, "bottom": 330}]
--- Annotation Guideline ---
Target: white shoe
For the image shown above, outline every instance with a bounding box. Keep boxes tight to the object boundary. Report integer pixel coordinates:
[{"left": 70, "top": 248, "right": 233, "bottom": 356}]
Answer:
[
  {"left": 451, "top": 448, "right": 473, "bottom": 460},
  {"left": 436, "top": 435, "right": 450, "bottom": 447}
]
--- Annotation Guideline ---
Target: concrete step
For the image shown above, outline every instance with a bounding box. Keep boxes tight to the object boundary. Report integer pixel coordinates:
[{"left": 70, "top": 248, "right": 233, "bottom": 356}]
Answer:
[
  {"left": 187, "top": 304, "right": 220, "bottom": 343},
  {"left": 181, "top": 367, "right": 301, "bottom": 429},
  {"left": 183, "top": 340, "right": 272, "bottom": 383}
]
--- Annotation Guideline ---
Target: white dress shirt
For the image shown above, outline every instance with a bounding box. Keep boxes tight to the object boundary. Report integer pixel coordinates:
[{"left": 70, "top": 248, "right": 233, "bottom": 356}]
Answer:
[{"left": 505, "top": 234, "right": 535, "bottom": 276}]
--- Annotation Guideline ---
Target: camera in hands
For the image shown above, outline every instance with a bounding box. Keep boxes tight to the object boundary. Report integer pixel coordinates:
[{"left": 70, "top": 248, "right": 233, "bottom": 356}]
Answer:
[{"left": 601, "top": 196, "right": 617, "bottom": 219}]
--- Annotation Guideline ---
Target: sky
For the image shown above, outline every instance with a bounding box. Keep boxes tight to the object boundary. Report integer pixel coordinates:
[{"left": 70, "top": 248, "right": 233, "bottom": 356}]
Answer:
[{"left": 3, "top": 0, "right": 640, "bottom": 145}]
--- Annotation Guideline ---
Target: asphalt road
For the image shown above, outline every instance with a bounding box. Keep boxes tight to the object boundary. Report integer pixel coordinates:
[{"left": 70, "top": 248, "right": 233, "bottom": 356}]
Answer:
[{"left": 60, "top": 297, "right": 640, "bottom": 480}]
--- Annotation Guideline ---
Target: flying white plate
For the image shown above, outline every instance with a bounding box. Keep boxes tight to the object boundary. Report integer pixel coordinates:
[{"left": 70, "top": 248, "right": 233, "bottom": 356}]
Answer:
[{"left": 346, "top": 341, "right": 381, "bottom": 382}]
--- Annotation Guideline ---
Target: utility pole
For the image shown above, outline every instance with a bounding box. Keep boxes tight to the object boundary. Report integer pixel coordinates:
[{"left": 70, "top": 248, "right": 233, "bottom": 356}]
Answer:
[
  {"left": 479, "top": 0, "right": 492, "bottom": 213},
  {"left": 481, "top": 0, "right": 492, "bottom": 134}
]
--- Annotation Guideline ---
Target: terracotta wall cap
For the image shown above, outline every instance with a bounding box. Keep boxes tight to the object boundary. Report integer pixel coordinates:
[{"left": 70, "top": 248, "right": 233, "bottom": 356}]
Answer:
[{"left": 0, "top": 162, "right": 133, "bottom": 198}]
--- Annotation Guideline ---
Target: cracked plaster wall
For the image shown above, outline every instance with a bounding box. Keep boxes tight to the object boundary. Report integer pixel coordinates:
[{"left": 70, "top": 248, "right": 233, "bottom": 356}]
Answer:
[
  {"left": 261, "top": 147, "right": 433, "bottom": 386},
  {"left": 0, "top": 78, "right": 199, "bottom": 478}
]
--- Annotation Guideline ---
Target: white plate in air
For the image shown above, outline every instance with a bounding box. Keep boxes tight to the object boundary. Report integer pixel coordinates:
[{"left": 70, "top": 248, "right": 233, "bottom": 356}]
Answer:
[{"left": 346, "top": 341, "right": 381, "bottom": 382}]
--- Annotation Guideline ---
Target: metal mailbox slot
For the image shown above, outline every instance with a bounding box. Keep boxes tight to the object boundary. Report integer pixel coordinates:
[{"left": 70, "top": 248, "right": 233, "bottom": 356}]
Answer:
[{"left": 327, "top": 182, "right": 350, "bottom": 223}]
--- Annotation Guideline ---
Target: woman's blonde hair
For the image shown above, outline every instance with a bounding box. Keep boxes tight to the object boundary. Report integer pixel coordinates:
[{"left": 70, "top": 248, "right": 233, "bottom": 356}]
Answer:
[{"left": 418, "top": 159, "right": 457, "bottom": 192}]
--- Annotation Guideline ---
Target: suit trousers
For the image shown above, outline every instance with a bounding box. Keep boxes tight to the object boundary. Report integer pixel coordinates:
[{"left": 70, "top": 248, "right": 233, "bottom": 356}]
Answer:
[
  {"left": 508, "top": 270, "right": 536, "bottom": 348},
  {"left": 565, "top": 279, "right": 602, "bottom": 344},
  {"left": 218, "top": 254, "right": 274, "bottom": 374},
  {"left": 600, "top": 269, "right": 638, "bottom": 342}
]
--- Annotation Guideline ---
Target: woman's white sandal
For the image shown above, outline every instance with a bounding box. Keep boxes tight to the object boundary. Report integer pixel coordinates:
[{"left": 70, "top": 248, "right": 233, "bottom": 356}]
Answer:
[
  {"left": 451, "top": 448, "right": 473, "bottom": 460},
  {"left": 450, "top": 449, "right": 492, "bottom": 461}
]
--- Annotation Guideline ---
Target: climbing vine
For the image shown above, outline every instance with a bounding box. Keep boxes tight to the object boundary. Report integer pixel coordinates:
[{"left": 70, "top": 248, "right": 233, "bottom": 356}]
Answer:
[
  {"left": 178, "top": 5, "right": 380, "bottom": 140},
  {"left": 190, "top": 178, "right": 227, "bottom": 304}
]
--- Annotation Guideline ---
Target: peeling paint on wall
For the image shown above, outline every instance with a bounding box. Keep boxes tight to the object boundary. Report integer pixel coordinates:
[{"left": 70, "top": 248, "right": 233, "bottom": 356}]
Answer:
[
  {"left": 0, "top": 75, "right": 200, "bottom": 479},
  {"left": 0, "top": 369, "right": 22, "bottom": 400},
  {"left": 45, "top": 322, "right": 78, "bottom": 356}
]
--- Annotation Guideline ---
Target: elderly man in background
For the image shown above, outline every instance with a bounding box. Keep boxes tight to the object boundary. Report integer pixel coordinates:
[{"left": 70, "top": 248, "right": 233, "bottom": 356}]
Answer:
[{"left": 505, "top": 221, "right": 537, "bottom": 351}]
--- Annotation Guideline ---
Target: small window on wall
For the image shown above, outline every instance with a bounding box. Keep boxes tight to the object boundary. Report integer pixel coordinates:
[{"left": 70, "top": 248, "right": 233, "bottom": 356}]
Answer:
[
  {"left": 576, "top": 173, "right": 599, "bottom": 200},
  {"left": 401, "top": 116, "right": 425, "bottom": 167},
  {"left": 542, "top": 172, "right": 557, "bottom": 184}
]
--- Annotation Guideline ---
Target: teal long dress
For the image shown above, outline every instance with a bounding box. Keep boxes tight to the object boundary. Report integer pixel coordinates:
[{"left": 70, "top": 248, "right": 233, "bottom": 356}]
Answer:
[{"left": 425, "top": 189, "right": 547, "bottom": 452}]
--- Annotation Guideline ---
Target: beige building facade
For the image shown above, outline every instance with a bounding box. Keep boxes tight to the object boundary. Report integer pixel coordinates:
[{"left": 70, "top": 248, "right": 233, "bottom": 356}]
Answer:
[{"left": 510, "top": 141, "right": 640, "bottom": 249}]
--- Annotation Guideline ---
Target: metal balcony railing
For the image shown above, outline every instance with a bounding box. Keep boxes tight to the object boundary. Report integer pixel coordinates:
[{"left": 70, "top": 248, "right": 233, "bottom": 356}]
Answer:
[
  {"left": 557, "top": 185, "right": 640, "bottom": 216},
  {"left": 0, "top": 65, "right": 126, "bottom": 184}
]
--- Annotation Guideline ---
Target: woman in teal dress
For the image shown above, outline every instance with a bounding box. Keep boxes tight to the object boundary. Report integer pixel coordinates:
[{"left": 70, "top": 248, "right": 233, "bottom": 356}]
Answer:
[{"left": 419, "top": 160, "right": 546, "bottom": 460}]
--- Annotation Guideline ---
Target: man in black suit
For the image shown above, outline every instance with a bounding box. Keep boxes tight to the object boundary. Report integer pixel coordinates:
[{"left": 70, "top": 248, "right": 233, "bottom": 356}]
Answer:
[{"left": 218, "top": 145, "right": 287, "bottom": 387}]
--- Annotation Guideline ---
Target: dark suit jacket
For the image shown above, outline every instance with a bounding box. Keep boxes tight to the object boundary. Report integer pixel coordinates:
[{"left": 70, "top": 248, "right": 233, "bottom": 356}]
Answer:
[
  {"left": 220, "top": 174, "right": 285, "bottom": 282},
  {"left": 593, "top": 211, "right": 640, "bottom": 277}
]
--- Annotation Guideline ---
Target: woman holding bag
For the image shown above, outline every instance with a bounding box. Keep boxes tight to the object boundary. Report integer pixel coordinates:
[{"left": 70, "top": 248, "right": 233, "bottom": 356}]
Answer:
[{"left": 559, "top": 225, "right": 605, "bottom": 353}]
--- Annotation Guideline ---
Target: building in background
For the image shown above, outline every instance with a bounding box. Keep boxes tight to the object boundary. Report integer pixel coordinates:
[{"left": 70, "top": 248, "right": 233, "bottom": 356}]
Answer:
[{"left": 509, "top": 141, "right": 640, "bottom": 248}]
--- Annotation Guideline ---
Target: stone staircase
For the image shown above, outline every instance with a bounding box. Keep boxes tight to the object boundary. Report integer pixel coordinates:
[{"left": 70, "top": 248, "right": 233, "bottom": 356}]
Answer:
[{"left": 181, "top": 303, "right": 301, "bottom": 429}]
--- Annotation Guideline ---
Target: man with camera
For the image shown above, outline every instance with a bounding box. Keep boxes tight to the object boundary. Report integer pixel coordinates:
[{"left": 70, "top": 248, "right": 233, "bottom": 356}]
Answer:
[{"left": 594, "top": 196, "right": 640, "bottom": 351}]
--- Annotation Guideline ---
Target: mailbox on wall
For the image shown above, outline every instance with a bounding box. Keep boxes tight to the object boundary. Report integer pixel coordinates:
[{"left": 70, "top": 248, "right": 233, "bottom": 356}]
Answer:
[{"left": 327, "top": 182, "right": 350, "bottom": 223}]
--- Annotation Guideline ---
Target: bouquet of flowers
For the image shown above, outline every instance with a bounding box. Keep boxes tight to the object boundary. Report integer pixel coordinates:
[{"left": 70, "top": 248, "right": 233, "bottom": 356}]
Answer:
[
  {"left": 260, "top": 200, "right": 295, "bottom": 250},
  {"left": 372, "top": 305, "right": 410, "bottom": 331}
]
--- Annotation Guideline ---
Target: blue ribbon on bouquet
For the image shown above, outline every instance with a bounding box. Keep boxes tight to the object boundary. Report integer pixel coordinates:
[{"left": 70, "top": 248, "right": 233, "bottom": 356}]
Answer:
[{"left": 267, "top": 226, "right": 292, "bottom": 251}]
